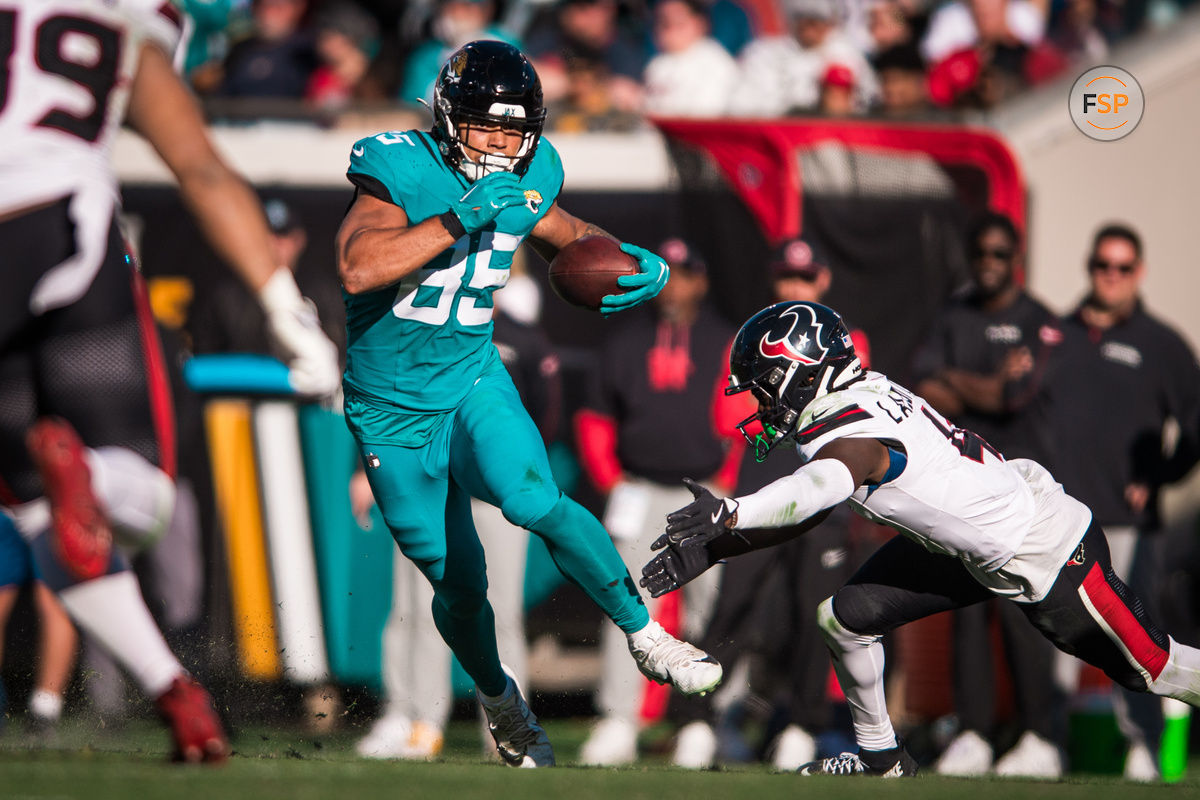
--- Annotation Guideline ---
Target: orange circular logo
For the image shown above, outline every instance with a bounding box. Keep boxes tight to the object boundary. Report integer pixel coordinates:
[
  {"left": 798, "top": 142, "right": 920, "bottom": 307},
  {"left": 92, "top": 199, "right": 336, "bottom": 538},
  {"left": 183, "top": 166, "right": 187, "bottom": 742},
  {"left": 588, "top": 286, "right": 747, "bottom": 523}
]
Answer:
[{"left": 1069, "top": 66, "right": 1144, "bottom": 141}]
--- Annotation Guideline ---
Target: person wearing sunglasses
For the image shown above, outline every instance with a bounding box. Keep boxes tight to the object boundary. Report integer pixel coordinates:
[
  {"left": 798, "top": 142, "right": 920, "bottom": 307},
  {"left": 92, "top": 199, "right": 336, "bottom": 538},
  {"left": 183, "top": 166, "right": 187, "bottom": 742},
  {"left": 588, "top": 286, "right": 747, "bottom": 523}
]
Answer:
[
  {"left": 911, "top": 212, "right": 1066, "bottom": 778},
  {"left": 1047, "top": 222, "right": 1200, "bottom": 781}
]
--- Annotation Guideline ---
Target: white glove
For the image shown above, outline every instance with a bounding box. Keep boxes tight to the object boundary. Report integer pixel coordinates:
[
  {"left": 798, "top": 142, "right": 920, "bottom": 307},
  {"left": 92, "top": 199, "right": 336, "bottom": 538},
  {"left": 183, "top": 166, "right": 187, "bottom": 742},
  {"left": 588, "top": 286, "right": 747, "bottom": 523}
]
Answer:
[{"left": 258, "top": 268, "right": 340, "bottom": 397}]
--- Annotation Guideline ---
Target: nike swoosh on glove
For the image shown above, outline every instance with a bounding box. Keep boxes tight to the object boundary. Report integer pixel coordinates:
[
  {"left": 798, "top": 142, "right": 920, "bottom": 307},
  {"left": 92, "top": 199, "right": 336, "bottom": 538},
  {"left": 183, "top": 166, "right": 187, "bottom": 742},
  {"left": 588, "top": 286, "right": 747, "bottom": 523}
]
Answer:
[
  {"left": 259, "top": 268, "right": 341, "bottom": 397},
  {"left": 451, "top": 172, "right": 528, "bottom": 234},
  {"left": 599, "top": 242, "right": 669, "bottom": 317},
  {"left": 655, "top": 477, "right": 741, "bottom": 549}
]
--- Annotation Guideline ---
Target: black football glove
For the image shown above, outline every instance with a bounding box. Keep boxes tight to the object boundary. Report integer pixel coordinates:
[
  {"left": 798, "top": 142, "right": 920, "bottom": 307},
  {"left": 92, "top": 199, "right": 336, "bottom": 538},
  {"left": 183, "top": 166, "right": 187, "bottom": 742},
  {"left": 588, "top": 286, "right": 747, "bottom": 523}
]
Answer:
[
  {"left": 655, "top": 477, "right": 743, "bottom": 549},
  {"left": 639, "top": 478, "right": 748, "bottom": 598},
  {"left": 640, "top": 538, "right": 718, "bottom": 598}
]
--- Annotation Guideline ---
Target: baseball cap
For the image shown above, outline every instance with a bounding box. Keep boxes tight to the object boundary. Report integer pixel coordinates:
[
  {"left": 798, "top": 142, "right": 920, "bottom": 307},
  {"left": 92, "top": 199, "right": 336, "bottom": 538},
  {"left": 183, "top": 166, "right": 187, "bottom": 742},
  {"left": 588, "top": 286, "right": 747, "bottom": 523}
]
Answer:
[
  {"left": 263, "top": 197, "right": 299, "bottom": 234},
  {"left": 658, "top": 238, "right": 707, "bottom": 274},
  {"left": 769, "top": 238, "right": 826, "bottom": 280},
  {"left": 927, "top": 48, "right": 981, "bottom": 107},
  {"left": 821, "top": 63, "right": 855, "bottom": 90}
]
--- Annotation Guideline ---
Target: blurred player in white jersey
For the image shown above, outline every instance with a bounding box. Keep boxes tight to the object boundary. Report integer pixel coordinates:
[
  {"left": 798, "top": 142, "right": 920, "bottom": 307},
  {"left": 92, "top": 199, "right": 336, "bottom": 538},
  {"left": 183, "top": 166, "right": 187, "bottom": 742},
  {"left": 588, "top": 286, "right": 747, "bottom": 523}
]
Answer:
[
  {"left": 0, "top": 0, "right": 339, "bottom": 762},
  {"left": 642, "top": 301, "right": 1200, "bottom": 777}
]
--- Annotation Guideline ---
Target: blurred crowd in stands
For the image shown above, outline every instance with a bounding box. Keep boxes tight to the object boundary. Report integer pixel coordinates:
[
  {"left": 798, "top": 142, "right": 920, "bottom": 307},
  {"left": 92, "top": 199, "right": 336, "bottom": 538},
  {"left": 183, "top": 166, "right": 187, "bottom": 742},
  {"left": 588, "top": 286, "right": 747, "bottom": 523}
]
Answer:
[{"left": 187, "top": 0, "right": 1197, "bottom": 126}]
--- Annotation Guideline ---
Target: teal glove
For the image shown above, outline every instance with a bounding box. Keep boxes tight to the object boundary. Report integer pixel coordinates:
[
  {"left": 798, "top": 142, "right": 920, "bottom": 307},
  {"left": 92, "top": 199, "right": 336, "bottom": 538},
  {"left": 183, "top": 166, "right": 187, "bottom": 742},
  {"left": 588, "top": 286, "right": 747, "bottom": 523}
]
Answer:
[
  {"left": 599, "top": 243, "right": 670, "bottom": 317},
  {"left": 446, "top": 172, "right": 527, "bottom": 235}
]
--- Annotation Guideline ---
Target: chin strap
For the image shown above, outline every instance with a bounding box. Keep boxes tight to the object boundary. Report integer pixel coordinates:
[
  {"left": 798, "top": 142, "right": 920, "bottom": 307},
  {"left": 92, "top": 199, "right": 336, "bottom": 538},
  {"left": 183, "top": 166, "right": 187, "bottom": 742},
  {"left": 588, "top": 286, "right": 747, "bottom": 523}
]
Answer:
[{"left": 753, "top": 426, "right": 778, "bottom": 462}]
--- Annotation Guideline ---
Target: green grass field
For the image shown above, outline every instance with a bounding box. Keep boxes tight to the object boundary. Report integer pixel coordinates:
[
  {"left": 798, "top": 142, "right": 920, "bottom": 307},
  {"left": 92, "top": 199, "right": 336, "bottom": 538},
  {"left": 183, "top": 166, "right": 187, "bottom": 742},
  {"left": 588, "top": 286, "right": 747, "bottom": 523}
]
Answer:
[{"left": 2, "top": 717, "right": 1197, "bottom": 800}]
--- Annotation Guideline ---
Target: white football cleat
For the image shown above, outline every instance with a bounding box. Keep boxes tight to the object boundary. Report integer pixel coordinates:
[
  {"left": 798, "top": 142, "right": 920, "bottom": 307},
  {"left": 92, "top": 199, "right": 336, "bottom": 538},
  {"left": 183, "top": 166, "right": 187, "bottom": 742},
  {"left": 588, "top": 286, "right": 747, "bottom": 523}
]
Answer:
[
  {"left": 770, "top": 725, "right": 817, "bottom": 771},
  {"left": 627, "top": 621, "right": 722, "bottom": 696},
  {"left": 992, "top": 731, "right": 1062, "bottom": 778},
  {"left": 579, "top": 717, "right": 638, "bottom": 766},
  {"left": 934, "top": 729, "right": 993, "bottom": 776},
  {"left": 478, "top": 666, "right": 555, "bottom": 768},
  {"left": 672, "top": 721, "right": 717, "bottom": 769}
]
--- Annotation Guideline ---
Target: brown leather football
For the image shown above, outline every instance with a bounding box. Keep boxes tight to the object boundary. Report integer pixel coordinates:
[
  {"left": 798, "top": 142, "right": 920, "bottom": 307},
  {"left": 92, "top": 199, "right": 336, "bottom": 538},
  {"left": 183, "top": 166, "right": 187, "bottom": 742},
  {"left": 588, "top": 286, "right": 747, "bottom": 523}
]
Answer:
[{"left": 547, "top": 235, "right": 638, "bottom": 311}]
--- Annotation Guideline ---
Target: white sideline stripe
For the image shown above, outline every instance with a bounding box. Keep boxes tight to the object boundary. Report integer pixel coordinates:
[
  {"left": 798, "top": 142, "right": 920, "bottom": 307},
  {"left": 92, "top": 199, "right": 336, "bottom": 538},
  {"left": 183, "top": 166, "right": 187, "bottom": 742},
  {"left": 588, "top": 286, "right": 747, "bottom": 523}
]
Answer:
[
  {"left": 1077, "top": 582, "right": 1152, "bottom": 686},
  {"left": 254, "top": 401, "right": 330, "bottom": 683}
]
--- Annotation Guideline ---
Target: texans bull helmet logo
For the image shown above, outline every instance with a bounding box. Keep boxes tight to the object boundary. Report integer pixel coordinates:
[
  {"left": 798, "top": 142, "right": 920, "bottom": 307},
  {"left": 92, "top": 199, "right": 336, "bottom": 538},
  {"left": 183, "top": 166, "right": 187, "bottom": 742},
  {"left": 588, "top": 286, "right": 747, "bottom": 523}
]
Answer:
[{"left": 758, "top": 304, "right": 829, "bottom": 365}]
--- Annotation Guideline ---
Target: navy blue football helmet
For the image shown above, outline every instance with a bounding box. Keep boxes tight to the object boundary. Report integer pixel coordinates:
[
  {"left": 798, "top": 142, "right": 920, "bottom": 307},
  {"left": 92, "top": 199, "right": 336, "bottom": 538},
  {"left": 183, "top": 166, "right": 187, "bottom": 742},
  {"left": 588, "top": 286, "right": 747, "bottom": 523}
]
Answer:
[
  {"left": 431, "top": 40, "right": 546, "bottom": 181},
  {"left": 727, "top": 302, "right": 863, "bottom": 460}
]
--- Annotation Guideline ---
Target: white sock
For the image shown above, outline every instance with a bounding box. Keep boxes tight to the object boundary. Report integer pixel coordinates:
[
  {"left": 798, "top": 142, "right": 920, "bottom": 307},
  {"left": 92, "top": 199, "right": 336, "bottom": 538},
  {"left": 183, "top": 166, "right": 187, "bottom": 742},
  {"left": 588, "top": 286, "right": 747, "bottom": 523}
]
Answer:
[
  {"left": 86, "top": 447, "right": 175, "bottom": 552},
  {"left": 817, "top": 597, "right": 898, "bottom": 752},
  {"left": 1149, "top": 638, "right": 1200, "bottom": 705},
  {"left": 58, "top": 571, "right": 182, "bottom": 697},
  {"left": 28, "top": 689, "right": 64, "bottom": 721},
  {"left": 627, "top": 620, "right": 664, "bottom": 650}
]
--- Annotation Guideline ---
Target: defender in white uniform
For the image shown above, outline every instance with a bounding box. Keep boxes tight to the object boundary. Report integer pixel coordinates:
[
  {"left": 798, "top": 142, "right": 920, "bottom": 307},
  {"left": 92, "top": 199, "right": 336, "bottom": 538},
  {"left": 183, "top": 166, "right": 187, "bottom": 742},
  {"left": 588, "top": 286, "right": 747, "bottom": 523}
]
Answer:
[
  {"left": 642, "top": 301, "right": 1200, "bottom": 777},
  {"left": 0, "top": 0, "right": 338, "bottom": 762},
  {"left": 0, "top": 0, "right": 179, "bottom": 313}
]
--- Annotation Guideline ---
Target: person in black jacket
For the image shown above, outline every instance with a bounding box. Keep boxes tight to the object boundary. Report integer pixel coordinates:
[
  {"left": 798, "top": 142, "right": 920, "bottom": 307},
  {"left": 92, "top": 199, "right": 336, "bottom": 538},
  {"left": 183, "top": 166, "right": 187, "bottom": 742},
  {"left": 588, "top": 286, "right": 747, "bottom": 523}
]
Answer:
[
  {"left": 913, "top": 212, "right": 1065, "bottom": 778},
  {"left": 1047, "top": 223, "right": 1200, "bottom": 781}
]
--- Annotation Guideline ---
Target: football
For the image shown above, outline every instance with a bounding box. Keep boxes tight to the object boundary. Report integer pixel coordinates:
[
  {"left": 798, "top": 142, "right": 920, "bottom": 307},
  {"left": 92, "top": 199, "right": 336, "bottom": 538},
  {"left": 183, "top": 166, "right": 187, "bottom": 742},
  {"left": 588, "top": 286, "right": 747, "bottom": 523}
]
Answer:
[{"left": 547, "top": 235, "right": 639, "bottom": 311}]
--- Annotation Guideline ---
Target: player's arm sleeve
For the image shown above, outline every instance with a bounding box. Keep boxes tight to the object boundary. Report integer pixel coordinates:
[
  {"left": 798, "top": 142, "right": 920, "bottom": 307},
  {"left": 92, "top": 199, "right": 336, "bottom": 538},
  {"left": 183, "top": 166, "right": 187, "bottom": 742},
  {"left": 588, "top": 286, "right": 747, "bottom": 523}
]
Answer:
[
  {"left": 732, "top": 458, "right": 857, "bottom": 530},
  {"left": 346, "top": 136, "right": 401, "bottom": 207}
]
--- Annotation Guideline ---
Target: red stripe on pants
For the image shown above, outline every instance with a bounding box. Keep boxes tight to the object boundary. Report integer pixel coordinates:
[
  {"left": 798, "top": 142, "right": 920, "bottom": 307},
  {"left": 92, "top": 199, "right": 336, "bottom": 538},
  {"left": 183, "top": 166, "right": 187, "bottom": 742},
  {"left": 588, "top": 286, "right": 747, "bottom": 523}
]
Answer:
[
  {"left": 130, "top": 269, "right": 177, "bottom": 479},
  {"left": 1082, "top": 562, "right": 1168, "bottom": 681}
]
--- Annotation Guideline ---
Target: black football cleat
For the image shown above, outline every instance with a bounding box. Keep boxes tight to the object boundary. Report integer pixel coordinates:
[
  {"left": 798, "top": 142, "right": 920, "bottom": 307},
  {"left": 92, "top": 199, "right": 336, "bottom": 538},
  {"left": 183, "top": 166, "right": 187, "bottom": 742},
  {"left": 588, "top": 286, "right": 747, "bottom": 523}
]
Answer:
[{"left": 798, "top": 745, "right": 919, "bottom": 778}]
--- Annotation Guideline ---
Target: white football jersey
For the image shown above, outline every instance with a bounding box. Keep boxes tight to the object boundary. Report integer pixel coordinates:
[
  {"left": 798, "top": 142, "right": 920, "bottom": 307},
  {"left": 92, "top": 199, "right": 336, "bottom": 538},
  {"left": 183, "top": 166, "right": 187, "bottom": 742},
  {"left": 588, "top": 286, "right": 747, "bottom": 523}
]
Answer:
[
  {"left": 794, "top": 372, "right": 1091, "bottom": 602},
  {"left": 0, "top": 0, "right": 184, "bottom": 312}
]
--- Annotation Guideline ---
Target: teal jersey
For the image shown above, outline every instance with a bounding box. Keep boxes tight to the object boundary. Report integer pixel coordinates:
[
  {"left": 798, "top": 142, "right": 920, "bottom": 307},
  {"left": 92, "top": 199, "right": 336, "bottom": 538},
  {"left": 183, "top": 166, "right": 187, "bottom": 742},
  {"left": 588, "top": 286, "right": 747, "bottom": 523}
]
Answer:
[{"left": 343, "top": 129, "right": 563, "bottom": 416}]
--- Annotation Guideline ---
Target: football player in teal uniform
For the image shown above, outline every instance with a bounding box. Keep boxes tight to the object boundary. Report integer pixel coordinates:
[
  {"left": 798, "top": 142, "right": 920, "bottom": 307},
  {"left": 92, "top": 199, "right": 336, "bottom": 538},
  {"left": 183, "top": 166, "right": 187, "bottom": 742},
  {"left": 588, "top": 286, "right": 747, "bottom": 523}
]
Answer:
[{"left": 335, "top": 40, "right": 722, "bottom": 767}]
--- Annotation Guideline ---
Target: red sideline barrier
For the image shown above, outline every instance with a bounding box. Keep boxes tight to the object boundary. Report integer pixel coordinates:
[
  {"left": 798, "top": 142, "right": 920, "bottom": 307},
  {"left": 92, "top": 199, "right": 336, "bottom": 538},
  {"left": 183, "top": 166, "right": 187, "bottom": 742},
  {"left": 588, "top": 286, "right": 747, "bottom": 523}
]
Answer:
[{"left": 651, "top": 116, "right": 1026, "bottom": 244}]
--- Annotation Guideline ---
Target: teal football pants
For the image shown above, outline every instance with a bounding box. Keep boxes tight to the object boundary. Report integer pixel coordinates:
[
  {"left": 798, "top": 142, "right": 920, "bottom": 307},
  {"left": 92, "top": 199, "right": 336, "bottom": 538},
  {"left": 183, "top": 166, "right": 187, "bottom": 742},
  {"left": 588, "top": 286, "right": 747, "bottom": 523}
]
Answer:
[{"left": 355, "top": 364, "right": 647, "bottom": 696}]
